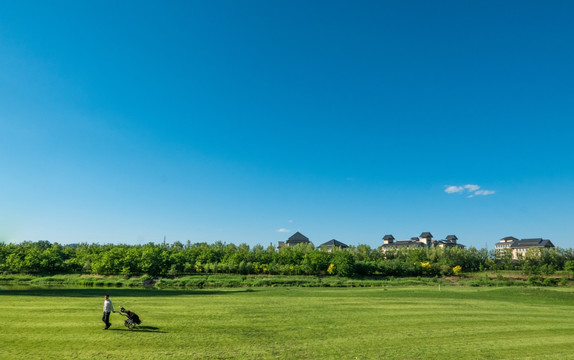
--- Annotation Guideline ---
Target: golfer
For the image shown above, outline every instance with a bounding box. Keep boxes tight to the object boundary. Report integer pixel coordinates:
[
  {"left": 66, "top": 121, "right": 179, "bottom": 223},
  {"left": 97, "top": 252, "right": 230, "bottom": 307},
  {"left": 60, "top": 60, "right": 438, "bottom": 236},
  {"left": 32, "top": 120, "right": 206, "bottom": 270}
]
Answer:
[{"left": 102, "top": 294, "right": 115, "bottom": 330}]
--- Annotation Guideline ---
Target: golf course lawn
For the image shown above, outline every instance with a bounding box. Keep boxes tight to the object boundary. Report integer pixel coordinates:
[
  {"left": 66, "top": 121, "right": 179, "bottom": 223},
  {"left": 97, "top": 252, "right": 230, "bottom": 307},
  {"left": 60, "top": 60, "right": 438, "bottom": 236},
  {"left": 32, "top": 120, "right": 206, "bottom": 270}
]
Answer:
[{"left": 1, "top": 286, "right": 574, "bottom": 359}]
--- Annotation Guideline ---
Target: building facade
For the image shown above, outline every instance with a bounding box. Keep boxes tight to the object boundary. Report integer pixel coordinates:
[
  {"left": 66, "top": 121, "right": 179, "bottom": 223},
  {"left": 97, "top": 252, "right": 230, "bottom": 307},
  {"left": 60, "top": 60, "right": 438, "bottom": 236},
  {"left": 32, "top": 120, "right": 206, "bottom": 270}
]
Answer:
[
  {"left": 495, "top": 237, "right": 554, "bottom": 260},
  {"left": 381, "top": 232, "right": 464, "bottom": 252}
]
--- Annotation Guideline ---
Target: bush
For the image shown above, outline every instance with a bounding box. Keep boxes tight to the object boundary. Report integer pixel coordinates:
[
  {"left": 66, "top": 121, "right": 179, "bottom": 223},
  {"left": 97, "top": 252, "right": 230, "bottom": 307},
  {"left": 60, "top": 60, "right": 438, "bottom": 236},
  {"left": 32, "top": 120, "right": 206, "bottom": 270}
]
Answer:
[
  {"left": 565, "top": 260, "right": 574, "bottom": 276},
  {"left": 542, "top": 277, "right": 558, "bottom": 286},
  {"left": 527, "top": 275, "right": 543, "bottom": 286},
  {"left": 440, "top": 265, "right": 452, "bottom": 276},
  {"left": 452, "top": 265, "right": 462, "bottom": 276}
]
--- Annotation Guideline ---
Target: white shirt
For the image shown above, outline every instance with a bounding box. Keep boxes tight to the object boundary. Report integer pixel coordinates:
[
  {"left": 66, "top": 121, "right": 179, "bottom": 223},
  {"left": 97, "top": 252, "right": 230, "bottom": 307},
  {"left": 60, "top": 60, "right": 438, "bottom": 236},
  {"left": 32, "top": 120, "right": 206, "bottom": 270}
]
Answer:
[{"left": 103, "top": 298, "right": 114, "bottom": 312}]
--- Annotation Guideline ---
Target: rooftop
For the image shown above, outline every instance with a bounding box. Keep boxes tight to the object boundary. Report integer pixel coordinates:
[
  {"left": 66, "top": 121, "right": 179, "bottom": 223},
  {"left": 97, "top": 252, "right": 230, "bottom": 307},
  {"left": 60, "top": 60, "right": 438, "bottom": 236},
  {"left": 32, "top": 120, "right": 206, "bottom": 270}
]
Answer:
[
  {"left": 287, "top": 232, "right": 310, "bottom": 243},
  {"left": 319, "top": 239, "right": 348, "bottom": 248}
]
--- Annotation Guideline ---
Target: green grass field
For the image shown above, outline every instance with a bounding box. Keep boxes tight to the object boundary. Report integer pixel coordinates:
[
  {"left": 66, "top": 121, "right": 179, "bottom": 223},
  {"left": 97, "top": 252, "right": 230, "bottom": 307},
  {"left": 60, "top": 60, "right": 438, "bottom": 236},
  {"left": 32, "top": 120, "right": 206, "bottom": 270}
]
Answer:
[{"left": 1, "top": 286, "right": 574, "bottom": 359}]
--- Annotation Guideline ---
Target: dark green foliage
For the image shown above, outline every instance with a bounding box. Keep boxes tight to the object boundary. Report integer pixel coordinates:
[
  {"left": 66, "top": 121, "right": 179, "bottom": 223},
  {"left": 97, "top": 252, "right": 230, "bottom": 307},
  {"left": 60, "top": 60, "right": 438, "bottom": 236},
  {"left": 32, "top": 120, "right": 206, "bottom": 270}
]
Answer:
[
  {"left": 330, "top": 251, "right": 355, "bottom": 276},
  {"left": 1, "top": 240, "right": 574, "bottom": 280},
  {"left": 565, "top": 260, "right": 574, "bottom": 277},
  {"left": 527, "top": 275, "right": 544, "bottom": 286}
]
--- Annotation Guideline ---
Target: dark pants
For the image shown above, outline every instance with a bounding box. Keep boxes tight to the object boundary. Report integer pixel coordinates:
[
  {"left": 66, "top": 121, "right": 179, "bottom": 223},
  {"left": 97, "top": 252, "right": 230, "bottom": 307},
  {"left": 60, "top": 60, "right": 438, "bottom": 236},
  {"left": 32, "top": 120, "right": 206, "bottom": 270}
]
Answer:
[{"left": 102, "top": 311, "right": 111, "bottom": 328}]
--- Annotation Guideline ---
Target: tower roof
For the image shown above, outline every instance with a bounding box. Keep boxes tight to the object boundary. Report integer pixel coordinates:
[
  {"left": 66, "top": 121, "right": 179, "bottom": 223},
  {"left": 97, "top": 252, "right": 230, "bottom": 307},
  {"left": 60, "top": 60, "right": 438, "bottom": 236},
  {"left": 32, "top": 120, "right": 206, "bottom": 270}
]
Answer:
[{"left": 287, "top": 231, "right": 309, "bottom": 242}]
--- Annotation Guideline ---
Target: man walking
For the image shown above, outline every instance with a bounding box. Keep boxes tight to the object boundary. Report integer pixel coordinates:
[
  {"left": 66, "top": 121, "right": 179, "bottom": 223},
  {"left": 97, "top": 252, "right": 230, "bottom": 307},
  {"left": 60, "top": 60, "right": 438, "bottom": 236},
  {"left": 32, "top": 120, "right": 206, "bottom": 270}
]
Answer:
[{"left": 102, "top": 294, "right": 115, "bottom": 330}]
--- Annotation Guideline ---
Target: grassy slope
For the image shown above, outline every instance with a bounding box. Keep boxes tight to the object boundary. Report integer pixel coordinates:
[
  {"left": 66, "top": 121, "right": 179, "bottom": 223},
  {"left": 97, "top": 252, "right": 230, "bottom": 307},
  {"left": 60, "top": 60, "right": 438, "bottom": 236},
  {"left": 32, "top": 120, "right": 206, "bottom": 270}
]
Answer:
[
  {"left": 1, "top": 272, "right": 571, "bottom": 288},
  {"left": 1, "top": 287, "right": 574, "bottom": 359}
]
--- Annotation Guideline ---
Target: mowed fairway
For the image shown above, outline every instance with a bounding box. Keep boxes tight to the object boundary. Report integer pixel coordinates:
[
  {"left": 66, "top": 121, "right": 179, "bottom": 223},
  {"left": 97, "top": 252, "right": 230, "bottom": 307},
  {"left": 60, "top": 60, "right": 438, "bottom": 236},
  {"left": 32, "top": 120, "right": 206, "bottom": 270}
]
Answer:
[{"left": 1, "top": 286, "right": 574, "bottom": 359}]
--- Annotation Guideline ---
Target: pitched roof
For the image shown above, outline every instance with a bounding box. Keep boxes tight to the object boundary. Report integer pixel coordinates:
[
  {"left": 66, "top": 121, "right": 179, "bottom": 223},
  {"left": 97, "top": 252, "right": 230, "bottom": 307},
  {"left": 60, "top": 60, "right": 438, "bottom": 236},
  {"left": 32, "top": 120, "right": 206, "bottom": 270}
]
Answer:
[
  {"left": 383, "top": 235, "right": 395, "bottom": 240},
  {"left": 446, "top": 235, "right": 458, "bottom": 241},
  {"left": 501, "top": 236, "right": 519, "bottom": 242},
  {"left": 438, "top": 240, "right": 465, "bottom": 248},
  {"left": 540, "top": 240, "right": 554, "bottom": 248},
  {"left": 420, "top": 232, "right": 433, "bottom": 238},
  {"left": 510, "top": 238, "right": 554, "bottom": 248},
  {"left": 287, "top": 231, "right": 309, "bottom": 243},
  {"left": 320, "top": 239, "right": 348, "bottom": 248}
]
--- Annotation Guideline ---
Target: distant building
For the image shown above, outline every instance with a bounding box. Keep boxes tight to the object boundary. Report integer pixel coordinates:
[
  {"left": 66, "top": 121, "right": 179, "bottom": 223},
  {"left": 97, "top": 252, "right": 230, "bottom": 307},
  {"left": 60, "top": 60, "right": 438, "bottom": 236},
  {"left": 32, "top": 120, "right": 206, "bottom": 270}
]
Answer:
[
  {"left": 419, "top": 232, "right": 433, "bottom": 245},
  {"left": 381, "top": 232, "right": 464, "bottom": 252},
  {"left": 495, "top": 237, "right": 554, "bottom": 260},
  {"left": 277, "top": 232, "right": 311, "bottom": 251},
  {"left": 318, "top": 239, "right": 348, "bottom": 252},
  {"left": 382, "top": 234, "right": 424, "bottom": 250}
]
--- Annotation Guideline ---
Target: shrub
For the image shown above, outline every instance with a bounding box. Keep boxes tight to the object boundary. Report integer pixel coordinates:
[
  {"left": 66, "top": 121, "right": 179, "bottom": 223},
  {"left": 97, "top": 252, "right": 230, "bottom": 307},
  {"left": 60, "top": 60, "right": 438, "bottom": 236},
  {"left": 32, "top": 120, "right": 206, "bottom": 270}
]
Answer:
[
  {"left": 327, "top": 264, "right": 336, "bottom": 275},
  {"left": 565, "top": 260, "right": 574, "bottom": 277},
  {"left": 452, "top": 265, "right": 462, "bottom": 276},
  {"left": 527, "top": 275, "right": 543, "bottom": 286},
  {"left": 542, "top": 277, "right": 558, "bottom": 286},
  {"left": 420, "top": 262, "right": 431, "bottom": 274}
]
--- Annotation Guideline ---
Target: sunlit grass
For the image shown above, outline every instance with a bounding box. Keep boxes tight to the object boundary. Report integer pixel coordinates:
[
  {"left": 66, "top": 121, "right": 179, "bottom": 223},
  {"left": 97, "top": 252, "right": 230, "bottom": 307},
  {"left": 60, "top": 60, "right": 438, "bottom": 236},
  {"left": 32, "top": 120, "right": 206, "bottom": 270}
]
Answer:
[{"left": 1, "top": 287, "right": 574, "bottom": 359}]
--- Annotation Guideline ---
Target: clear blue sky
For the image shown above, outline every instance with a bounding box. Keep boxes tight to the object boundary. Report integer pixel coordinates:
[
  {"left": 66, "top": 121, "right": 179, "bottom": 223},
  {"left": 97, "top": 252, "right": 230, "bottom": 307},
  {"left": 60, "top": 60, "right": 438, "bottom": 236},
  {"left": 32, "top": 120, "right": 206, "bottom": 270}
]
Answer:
[{"left": 1, "top": 1, "right": 573, "bottom": 249}]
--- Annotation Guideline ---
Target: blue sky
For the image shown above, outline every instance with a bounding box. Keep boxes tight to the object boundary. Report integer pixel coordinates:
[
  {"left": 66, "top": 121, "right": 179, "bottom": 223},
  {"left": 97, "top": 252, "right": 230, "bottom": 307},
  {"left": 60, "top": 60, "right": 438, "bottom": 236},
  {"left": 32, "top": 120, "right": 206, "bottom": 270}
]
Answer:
[{"left": 1, "top": 1, "right": 573, "bottom": 249}]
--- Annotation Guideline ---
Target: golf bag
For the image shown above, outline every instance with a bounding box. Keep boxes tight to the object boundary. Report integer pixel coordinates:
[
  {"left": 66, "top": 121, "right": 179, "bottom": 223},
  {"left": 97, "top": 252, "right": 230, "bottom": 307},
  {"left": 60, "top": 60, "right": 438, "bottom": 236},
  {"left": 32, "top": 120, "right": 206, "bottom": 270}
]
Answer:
[{"left": 120, "top": 306, "right": 141, "bottom": 329}]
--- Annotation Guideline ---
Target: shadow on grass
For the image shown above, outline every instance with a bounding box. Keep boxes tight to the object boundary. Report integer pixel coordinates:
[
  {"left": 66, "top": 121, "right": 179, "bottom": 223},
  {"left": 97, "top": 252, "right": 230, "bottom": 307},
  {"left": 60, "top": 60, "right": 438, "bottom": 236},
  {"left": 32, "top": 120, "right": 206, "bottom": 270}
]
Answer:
[
  {"left": 107, "top": 325, "right": 166, "bottom": 333},
  {"left": 0, "top": 288, "right": 254, "bottom": 297}
]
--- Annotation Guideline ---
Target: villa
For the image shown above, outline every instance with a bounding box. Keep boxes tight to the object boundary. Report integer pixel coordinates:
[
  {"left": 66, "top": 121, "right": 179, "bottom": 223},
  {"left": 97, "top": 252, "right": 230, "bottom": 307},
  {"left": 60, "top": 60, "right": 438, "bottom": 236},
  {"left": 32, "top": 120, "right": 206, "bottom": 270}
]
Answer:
[
  {"left": 495, "top": 236, "right": 554, "bottom": 260},
  {"left": 318, "top": 239, "right": 349, "bottom": 252},
  {"left": 277, "top": 232, "right": 311, "bottom": 251},
  {"left": 381, "top": 232, "right": 464, "bottom": 252}
]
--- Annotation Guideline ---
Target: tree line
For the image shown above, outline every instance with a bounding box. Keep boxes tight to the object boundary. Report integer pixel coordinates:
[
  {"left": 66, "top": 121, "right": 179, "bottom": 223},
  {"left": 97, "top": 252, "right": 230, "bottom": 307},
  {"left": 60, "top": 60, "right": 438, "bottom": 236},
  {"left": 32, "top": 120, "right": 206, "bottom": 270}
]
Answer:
[{"left": 1, "top": 240, "right": 574, "bottom": 277}]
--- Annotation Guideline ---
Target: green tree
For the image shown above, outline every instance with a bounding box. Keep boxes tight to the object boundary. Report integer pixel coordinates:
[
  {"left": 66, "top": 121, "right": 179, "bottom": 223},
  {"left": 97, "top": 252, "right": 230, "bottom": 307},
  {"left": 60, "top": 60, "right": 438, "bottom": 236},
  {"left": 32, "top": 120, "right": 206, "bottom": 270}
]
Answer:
[
  {"left": 5, "top": 253, "right": 24, "bottom": 273},
  {"left": 302, "top": 251, "right": 332, "bottom": 275},
  {"left": 331, "top": 251, "right": 355, "bottom": 276},
  {"left": 565, "top": 260, "right": 574, "bottom": 278},
  {"left": 140, "top": 244, "right": 164, "bottom": 276}
]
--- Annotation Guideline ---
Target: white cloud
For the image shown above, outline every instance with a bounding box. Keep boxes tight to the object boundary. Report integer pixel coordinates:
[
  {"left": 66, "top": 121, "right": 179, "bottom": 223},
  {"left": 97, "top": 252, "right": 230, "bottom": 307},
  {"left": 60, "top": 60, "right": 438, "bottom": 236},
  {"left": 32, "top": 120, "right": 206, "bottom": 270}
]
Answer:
[
  {"left": 277, "top": 228, "right": 290, "bottom": 233},
  {"left": 445, "top": 185, "right": 464, "bottom": 194},
  {"left": 445, "top": 184, "right": 495, "bottom": 197},
  {"left": 464, "top": 184, "right": 480, "bottom": 192},
  {"left": 474, "top": 189, "right": 495, "bottom": 196}
]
